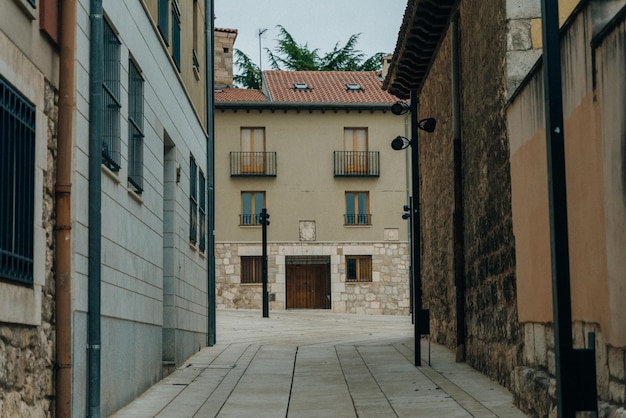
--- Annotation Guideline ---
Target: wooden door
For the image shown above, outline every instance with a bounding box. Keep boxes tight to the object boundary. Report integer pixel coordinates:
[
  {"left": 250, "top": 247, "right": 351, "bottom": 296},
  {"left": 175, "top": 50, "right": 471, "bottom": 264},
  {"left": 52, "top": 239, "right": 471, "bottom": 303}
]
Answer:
[{"left": 286, "top": 258, "right": 330, "bottom": 309}]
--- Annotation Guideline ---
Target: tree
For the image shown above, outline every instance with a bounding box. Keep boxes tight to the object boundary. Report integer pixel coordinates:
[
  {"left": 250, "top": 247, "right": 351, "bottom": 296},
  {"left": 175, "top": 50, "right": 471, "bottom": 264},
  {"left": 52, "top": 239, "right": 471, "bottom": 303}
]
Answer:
[
  {"left": 233, "top": 49, "right": 261, "bottom": 89},
  {"left": 233, "top": 26, "right": 384, "bottom": 89}
]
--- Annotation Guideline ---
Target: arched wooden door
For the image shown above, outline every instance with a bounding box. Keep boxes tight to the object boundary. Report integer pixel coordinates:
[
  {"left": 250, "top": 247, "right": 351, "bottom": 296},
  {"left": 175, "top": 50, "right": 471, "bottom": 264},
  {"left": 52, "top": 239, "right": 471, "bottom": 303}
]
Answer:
[{"left": 286, "top": 256, "right": 331, "bottom": 309}]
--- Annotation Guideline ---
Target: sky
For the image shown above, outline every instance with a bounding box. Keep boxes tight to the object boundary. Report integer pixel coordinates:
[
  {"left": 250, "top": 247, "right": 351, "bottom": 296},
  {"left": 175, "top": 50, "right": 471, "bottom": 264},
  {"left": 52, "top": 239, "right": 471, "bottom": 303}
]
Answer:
[{"left": 214, "top": 0, "right": 408, "bottom": 72}]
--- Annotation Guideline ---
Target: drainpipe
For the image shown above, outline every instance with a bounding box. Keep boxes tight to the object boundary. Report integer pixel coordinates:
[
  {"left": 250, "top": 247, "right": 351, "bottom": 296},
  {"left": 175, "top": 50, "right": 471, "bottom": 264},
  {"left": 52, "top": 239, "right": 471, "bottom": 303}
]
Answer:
[
  {"left": 451, "top": 13, "right": 466, "bottom": 363},
  {"left": 205, "top": 0, "right": 216, "bottom": 346},
  {"left": 88, "top": 0, "right": 103, "bottom": 416},
  {"left": 56, "top": 1, "right": 77, "bottom": 416}
]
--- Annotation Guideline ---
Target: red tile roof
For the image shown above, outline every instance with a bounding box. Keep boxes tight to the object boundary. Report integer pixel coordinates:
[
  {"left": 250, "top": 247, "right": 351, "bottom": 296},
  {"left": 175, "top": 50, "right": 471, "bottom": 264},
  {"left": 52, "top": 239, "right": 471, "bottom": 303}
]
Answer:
[
  {"left": 214, "top": 88, "right": 268, "bottom": 102},
  {"left": 262, "top": 70, "right": 401, "bottom": 104}
]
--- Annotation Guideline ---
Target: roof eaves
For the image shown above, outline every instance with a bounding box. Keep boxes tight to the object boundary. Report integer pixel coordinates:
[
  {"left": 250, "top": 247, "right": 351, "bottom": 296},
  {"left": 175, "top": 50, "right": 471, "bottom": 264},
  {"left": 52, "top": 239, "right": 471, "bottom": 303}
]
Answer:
[{"left": 383, "top": 0, "right": 458, "bottom": 99}]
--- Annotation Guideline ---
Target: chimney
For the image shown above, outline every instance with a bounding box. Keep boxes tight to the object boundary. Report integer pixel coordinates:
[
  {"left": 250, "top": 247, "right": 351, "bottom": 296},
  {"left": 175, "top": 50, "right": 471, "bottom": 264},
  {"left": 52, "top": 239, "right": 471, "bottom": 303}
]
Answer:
[
  {"left": 381, "top": 54, "right": 393, "bottom": 80},
  {"left": 214, "top": 28, "right": 238, "bottom": 87}
]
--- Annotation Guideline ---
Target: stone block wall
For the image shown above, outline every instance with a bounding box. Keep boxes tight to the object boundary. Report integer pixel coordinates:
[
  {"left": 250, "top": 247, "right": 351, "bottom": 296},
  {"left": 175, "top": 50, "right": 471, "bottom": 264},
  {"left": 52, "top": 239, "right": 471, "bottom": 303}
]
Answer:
[
  {"left": 215, "top": 242, "right": 410, "bottom": 316},
  {"left": 0, "top": 80, "right": 56, "bottom": 418},
  {"left": 214, "top": 28, "right": 237, "bottom": 87},
  {"left": 417, "top": 0, "right": 523, "bottom": 389},
  {"left": 512, "top": 322, "right": 626, "bottom": 417}
]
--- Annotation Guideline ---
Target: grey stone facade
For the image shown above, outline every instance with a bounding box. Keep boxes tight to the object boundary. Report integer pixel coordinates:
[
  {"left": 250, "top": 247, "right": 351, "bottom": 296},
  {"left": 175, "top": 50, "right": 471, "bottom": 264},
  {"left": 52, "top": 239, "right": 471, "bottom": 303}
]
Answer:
[{"left": 0, "top": 80, "right": 56, "bottom": 418}]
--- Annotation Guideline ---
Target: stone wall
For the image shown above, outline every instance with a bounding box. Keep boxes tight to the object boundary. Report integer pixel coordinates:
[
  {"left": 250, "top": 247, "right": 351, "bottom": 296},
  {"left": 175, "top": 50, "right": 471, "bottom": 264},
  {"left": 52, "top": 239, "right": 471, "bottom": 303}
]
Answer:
[
  {"left": 215, "top": 242, "right": 410, "bottom": 316},
  {"left": 417, "top": 0, "right": 523, "bottom": 388},
  {"left": 0, "top": 80, "right": 56, "bottom": 418},
  {"left": 512, "top": 322, "right": 626, "bottom": 417},
  {"left": 214, "top": 28, "right": 237, "bottom": 87}
]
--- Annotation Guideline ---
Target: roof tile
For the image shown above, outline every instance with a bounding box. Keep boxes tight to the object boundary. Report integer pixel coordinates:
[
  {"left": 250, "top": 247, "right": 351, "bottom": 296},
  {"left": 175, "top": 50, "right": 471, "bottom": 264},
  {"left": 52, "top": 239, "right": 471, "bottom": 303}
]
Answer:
[{"left": 214, "top": 88, "right": 268, "bottom": 102}]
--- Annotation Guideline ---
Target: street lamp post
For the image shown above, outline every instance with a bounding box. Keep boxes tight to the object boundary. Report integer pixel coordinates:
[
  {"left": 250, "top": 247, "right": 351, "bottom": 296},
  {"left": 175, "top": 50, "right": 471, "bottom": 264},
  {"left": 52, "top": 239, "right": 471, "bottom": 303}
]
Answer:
[
  {"left": 390, "top": 90, "right": 436, "bottom": 367},
  {"left": 259, "top": 208, "right": 270, "bottom": 318}
]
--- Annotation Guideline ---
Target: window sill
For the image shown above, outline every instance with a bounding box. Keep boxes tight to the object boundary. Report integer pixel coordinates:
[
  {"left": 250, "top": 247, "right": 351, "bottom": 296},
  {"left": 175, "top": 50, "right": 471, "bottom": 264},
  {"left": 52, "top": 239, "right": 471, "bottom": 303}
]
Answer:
[
  {"left": 127, "top": 187, "right": 143, "bottom": 204},
  {"left": 102, "top": 164, "right": 121, "bottom": 184},
  {"left": 240, "top": 283, "right": 262, "bottom": 286},
  {"left": 12, "top": 0, "right": 37, "bottom": 20},
  {"left": 343, "top": 224, "right": 372, "bottom": 228}
]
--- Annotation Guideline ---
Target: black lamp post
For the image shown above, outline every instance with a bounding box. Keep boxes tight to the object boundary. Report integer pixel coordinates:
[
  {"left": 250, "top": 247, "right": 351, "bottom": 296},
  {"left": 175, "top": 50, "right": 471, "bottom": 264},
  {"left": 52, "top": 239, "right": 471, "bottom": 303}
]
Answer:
[
  {"left": 391, "top": 90, "right": 436, "bottom": 367},
  {"left": 259, "top": 208, "right": 270, "bottom": 318}
]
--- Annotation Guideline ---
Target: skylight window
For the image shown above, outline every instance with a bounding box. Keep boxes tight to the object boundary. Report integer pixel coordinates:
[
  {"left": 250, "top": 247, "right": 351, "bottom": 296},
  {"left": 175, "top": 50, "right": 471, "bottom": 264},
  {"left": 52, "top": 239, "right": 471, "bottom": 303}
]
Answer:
[
  {"left": 346, "top": 83, "right": 363, "bottom": 91},
  {"left": 294, "top": 82, "right": 310, "bottom": 90}
]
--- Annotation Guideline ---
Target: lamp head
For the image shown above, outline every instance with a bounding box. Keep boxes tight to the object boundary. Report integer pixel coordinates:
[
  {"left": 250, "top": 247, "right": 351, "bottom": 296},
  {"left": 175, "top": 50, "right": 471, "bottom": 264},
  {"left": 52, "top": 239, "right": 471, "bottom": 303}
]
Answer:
[
  {"left": 391, "top": 101, "right": 410, "bottom": 116},
  {"left": 418, "top": 118, "right": 437, "bottom": 133},
  {"left": 391, "top": 136, "right": 411, "bottom": 150}
]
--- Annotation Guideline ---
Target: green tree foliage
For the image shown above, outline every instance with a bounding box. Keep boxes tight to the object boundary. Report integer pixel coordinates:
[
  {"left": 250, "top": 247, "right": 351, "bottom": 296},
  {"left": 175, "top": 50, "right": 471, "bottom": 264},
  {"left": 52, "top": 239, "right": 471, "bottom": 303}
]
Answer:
[{"left": 233, "top": 26, "right": 384, "bottom": 89}]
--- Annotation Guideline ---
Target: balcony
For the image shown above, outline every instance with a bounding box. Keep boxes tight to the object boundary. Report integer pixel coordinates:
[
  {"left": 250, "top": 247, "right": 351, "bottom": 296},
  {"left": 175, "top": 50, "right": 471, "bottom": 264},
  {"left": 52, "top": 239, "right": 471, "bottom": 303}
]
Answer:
[
  {"left": 230, "top": 152, "right": 277, "bottom": 177},
  {"left": 344, "top": 213, "right": 372, "bottom": 226},
  {"left": 333, "top": 151, "right": 380, "bottom": 177}
]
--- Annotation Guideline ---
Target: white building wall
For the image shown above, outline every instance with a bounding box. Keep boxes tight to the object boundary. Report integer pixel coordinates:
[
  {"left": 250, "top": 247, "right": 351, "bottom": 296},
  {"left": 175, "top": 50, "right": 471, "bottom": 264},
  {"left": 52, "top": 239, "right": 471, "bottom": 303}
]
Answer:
[{"left": 73, "top": 1, "right": 208, "bottom": 416}]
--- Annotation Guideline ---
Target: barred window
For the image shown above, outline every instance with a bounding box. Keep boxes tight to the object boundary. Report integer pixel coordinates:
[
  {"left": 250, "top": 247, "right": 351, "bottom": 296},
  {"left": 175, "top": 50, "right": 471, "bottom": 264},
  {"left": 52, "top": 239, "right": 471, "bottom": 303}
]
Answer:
[
  {"left": 346, "top": 255, "right": 372, "bottom": 282},
  {"left": 102, "top": 20, "right": 121, "bottom": 171},
  {"left": 128, "top": 59, "right": 144, "bottom": 193},
  {"left": 189, "top": 156, "right": 198, "bottom": 243},
  {"left": 241, "top": 256, "right": 262, "bottom": 284},
  {"left": 0, "top": 77, "right": 35, "bottom": 285},
  {"left": 172, "top": 0, "right": 181, "bottom": 71},
  {"left": 198, "top": 170, "right": 206, "bottom": 252},
  {"left": 158, "top": 0, "right": 169, "bottom": 44}
]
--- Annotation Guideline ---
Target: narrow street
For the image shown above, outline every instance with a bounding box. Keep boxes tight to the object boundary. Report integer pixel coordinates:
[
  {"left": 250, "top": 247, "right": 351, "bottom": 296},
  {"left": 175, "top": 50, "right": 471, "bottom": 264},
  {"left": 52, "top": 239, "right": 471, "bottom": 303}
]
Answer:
[{"left": 111, "top": 309, "right": 526, "bottom": 417}]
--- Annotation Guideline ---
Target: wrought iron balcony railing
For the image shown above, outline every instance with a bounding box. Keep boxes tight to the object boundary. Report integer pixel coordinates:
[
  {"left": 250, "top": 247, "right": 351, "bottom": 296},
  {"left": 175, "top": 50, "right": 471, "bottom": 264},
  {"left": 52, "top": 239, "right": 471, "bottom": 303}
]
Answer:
[
  {"left": 240, "top": 214, "right": 261, "bottom": 226},
  {"left": 344, "top": 213, "right": 372, "bottom": 226},
  {"left": 333, "top": 151, "right": 380, "bottom": 177},
  {"left": 230, "top": 152, "right": 277, "bottom": 177}
]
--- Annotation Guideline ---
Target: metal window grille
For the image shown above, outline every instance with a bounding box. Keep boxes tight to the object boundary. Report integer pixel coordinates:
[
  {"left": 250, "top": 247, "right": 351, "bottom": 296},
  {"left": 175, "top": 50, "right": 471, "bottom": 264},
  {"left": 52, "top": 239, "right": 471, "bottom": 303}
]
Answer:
[
  {"left": 241, "top": 256, "right": 262, "bottom": 284},
  {"left": 128, "top": 60, "right": 144, "bottom": 193},
  {"left": 172, "top": 0, "right": 181, "bottom": 70},
  {"left": 158, "top": 0, "right": 169, "bottom": 44},
  {"left": 0, "top": 77, "right": 35, "bottom": 285},
  {"left": 193, "top": 49, "right": 200, "bottom": 72},
  {"left": 102, "top": 20, "right": 121, "bottom": 171},
  {"left": 189, "top": 157, "right": 198, "bottom": 243},
  {"left": 199, "top": 171, "right": 206, "bottom": 252},
  {"left": 346, "top": 256, "right": 372, "bottom": 282}
]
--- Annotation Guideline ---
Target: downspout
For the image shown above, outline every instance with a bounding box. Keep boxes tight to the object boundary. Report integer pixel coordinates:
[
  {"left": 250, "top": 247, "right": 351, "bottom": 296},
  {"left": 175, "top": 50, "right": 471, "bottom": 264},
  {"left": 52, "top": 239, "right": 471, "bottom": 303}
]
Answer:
[
  {"left": 56, "top": 1, "right": 77, "bottom": 416},
  {"left": 451, "top": 13, "right": 466, "bottom": 363},
  {"left": 88, "top": 0, "right": 103, "bottom": 416},
  {"left": 205, "top": 0, "right": 216, "bottom": 346}
]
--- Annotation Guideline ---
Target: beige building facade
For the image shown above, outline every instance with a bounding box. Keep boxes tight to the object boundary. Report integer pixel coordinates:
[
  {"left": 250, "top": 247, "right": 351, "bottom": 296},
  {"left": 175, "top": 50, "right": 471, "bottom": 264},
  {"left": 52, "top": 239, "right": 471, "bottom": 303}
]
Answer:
[{"left": 214, "top": 71, "right": 412, "bottom": 315}]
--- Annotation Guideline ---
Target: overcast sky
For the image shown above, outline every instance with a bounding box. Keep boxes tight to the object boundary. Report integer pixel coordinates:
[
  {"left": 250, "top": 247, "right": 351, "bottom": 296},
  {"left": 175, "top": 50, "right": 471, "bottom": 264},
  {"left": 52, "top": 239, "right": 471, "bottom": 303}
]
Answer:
[{"left": 214, "top": 0, "right": 408, "bottom": 72}]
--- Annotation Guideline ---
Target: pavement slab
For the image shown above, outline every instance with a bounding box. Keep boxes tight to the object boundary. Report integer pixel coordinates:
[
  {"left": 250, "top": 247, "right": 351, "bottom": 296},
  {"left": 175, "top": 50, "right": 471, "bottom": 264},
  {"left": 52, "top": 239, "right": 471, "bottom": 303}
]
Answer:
[{"left": 110, "top": 309, "right": 527, "bottom": 418}]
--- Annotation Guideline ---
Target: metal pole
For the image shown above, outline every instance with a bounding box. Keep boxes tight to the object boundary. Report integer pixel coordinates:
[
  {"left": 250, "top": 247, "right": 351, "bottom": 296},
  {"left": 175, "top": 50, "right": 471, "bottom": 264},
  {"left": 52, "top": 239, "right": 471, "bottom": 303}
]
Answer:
[
  {"left": 261, "top": 208, "right": 269, "bottom": 318},
  {"left": 205, "top": 0, "right": 216, "bottom": 346},
  {"left": 88, "top": 0, "right": 103, "bottom": 415},
  {"left": 410, "top": 89, "right": 422, "bottom": 367},
  {"left": 540, "top": 1, "right": 574, "bottom": 416}
]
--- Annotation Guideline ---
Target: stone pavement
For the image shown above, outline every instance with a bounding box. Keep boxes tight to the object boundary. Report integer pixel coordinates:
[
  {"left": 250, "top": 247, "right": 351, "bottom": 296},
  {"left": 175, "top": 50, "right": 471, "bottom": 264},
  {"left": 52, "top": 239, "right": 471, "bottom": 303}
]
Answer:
[{"left": 110, "top": 309, "right": 527, "bottom": 418}]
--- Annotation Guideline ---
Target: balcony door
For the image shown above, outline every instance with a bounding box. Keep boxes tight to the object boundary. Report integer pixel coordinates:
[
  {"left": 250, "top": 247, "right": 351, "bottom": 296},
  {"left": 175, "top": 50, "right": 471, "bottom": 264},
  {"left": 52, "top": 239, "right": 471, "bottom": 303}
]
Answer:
[
  {"left": 241, "top": 127, "right": 265, "bottom": 174},
  {"left": 344, "top": 128, "right": 368, "bottom": 174}
]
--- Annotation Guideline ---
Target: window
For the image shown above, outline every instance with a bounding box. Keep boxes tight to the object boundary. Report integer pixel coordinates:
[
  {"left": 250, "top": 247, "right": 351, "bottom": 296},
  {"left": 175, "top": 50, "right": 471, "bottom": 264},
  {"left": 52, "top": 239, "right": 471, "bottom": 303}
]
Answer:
[
  {"left": 346, "top": 256, "right": 372, "bottom": 282},
  {"left": 240, "top": 128, "right": 265, "bottom": 174},
  {"left": 192, "top": 0, "right": 200, "bottom": 74},
  {"left": 0, "top": 76, "right": 36, "bottom": 285},
  {"left": 27, "top": 0, "right": 36, "bottom": 7},
  {"left": 198, "top": 170, "right": 206, "bottom": 252},
  {"left": 128, "top": 59, "right": 144, "bottom": 193},
  {"left": 241, "top": 256, "right": 262, "bottom": 284},
  {"left": 158, "top": 0, "right": 169, "bottom": 45},
  {"left": 102, "top": 20, "right": 121, "bottom": 171},
  {"left": 189, "top": 157, "right": 198, "bottom": 243},
  {"left": 344, "top": 128, "right": 368, "bottom": 172},
  {"left": 345, "top": 192, "right": 370, "bottom": 225},
  {"left": 172, "top": 0, "right": 181, "bottom": 71},
  {"left": 241, "top": 192, "right": 265, "bottom": 225}
]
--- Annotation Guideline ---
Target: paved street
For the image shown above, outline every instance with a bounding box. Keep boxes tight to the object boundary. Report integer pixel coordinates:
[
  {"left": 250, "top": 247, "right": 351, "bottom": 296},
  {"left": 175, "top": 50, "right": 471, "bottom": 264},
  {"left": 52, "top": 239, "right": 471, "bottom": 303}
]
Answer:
[{"left": 110, "top": 309, "right": 527, "bottom": 418}]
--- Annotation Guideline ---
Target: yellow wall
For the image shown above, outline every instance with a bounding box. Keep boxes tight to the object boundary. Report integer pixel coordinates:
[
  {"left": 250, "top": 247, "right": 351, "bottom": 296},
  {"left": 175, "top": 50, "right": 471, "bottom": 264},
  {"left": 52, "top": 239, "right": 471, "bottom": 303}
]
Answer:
[{"left": 214, "top": 109, "right": 409, "bottom": 244}]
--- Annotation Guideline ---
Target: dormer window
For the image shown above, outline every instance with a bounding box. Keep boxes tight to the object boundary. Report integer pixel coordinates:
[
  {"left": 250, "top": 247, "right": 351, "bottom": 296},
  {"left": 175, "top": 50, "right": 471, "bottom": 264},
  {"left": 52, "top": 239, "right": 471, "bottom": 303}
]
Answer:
[
  {"left": 294, "top": 82, "right": 310, "bottom": 90},
  {"left": 346, "top": 83, "right": 363, "bottom": 91}
]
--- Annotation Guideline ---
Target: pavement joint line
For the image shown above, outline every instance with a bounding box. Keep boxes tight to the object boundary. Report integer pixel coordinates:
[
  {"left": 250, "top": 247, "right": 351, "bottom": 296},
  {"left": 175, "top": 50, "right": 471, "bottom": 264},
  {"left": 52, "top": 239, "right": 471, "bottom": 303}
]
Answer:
[
  {"left": 393, "top": 341, "right": 499, "bottom": 418},
  {"left": 193, "top": 344, "right": 261, "bottom": 417},
  {"left": 285, "top": 345, "right": 299, "bottom": 417}
]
